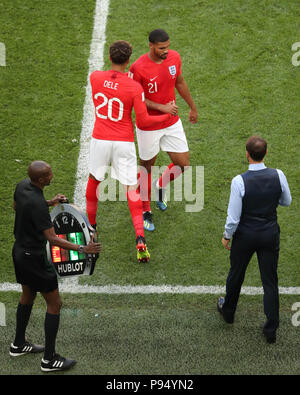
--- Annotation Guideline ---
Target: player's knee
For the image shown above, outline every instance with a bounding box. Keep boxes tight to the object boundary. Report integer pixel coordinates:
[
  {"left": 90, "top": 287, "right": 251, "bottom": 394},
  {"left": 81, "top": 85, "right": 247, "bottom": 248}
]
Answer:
[
  {"left": 47, "top": 296, "right": 62, "bottom": 315},
  {"left": 171, "top": 152, "right": 190, "bottom": 171},
  {"left": 139, "top": 157, "right": 156, "bottom": 173},
  {"left": 20, "top": 285, "right": 37, "bottom": 305},
  {"left": 20, "top": 292, "right": 36, "bottom": 305}
]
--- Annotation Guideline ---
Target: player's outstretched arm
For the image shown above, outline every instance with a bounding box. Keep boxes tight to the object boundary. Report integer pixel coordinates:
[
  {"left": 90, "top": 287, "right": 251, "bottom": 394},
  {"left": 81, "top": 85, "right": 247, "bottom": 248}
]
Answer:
[
  {"left": 145, "top": 99, "right": 178, "bottom": 115},
  {"left": 135, "top": 108, "right": 170, "bottom": 129},
  {"left": 133, "top": 93, "right": 171, "bottom": 129}
]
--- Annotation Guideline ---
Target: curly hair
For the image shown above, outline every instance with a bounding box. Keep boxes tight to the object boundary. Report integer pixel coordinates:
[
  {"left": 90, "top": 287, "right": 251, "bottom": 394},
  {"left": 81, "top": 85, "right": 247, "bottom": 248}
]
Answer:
[{"left": 109, "top": 41, "right": 132, "bottom": 65}]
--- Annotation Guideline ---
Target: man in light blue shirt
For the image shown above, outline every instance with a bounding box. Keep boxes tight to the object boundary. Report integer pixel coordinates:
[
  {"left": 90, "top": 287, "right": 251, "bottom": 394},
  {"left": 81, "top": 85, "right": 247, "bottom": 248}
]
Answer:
[{"left": 218, "top": 136, "right": 292, "bottom": 343}]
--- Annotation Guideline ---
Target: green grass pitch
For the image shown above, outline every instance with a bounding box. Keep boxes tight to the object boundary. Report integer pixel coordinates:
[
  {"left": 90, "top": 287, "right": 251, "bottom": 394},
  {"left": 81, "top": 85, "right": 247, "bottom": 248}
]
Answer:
[{"left": 0, "top": 0, "right": 300, "bottom": 375}]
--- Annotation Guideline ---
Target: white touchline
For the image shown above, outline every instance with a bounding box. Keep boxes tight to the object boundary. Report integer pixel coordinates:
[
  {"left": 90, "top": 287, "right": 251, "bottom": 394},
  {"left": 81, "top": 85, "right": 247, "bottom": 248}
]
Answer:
[{"left": 1, "top": 282, "right": 300, "bottom": 295}]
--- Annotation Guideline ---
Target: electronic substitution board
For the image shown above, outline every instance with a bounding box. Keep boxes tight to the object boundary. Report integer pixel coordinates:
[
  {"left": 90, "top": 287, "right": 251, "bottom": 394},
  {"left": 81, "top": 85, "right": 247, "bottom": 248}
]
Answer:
[{"left": 46, "top": 203, "right": 98, "bottom": 277}]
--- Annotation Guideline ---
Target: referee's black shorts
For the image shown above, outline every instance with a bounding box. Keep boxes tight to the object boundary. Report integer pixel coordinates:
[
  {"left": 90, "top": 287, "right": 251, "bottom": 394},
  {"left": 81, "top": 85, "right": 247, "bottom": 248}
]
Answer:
[{"left": 12, "top": 243, "right": 58, "bottom": 293}]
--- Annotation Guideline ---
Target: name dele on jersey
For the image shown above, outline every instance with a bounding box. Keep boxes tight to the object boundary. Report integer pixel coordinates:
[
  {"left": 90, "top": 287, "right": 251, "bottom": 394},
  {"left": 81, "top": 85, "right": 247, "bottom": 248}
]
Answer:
[{"left": 103, "top": 80, "right": 119, "bottom": 90}]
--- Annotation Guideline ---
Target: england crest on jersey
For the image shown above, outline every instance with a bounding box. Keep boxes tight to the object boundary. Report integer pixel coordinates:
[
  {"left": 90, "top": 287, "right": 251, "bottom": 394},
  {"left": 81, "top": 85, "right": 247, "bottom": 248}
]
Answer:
[{"left": 169, "top": 65, "right": 176, "bottom": 77}]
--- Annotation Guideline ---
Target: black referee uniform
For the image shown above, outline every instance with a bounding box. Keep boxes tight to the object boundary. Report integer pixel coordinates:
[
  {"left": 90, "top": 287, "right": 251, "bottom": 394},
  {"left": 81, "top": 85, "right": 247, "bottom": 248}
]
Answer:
[{"left": 12, "top": 178, "right": 57, "bottom": 293}]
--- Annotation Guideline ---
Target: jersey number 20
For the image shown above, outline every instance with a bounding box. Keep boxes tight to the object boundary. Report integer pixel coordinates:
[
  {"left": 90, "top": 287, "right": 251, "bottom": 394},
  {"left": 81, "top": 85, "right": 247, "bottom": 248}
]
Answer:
[{"left": 94, "top": 92, "right": 124, "bottom": 122}]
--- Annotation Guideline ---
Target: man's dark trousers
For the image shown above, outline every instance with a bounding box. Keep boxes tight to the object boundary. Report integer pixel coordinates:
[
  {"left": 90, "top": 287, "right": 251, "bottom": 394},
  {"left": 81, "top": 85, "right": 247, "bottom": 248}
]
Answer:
[{"left": 223, "top": 226, "right": 280, "bottom": 336}]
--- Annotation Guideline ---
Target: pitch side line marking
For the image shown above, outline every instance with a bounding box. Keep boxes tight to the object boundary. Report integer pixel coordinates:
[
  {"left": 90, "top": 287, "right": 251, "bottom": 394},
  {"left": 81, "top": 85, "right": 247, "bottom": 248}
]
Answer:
[
  {"left": 1, "top": 282, "right": 300, "bottom": 295},
  {"left": 73, "top": 0, "right": 110, "bottom": 211}
]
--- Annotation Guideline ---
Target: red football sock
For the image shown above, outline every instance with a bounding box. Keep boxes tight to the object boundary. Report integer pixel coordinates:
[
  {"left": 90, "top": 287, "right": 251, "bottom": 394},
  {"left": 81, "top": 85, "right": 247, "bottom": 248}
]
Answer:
[
  {"left": 85, "top": 177, "right": 100, "bottom": 226},
  {"left": 158, "top": 162, "right": 183, "bottom": 188},
  {"left": 127, "top": 189, "right": 144, "bottom": 238},
  {"left": 137, "top": 167, "right": 151, "bottom": 213}
]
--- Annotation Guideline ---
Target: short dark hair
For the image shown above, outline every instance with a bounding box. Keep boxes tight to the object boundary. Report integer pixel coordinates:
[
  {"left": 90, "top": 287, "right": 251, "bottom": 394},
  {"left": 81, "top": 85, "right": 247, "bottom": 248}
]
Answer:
[
  {"left": 109, "top": 41, "right": 132, "bottom": 64},
  {"left": 149, "top": 29, "right": 169, "bottom": 44},
  {"left": 246, "top": 136, "right": 267, "bottom": 161}
]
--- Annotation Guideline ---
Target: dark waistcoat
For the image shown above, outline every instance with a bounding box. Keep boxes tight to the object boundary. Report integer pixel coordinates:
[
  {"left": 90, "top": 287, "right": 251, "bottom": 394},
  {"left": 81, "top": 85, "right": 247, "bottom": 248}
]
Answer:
[{"left": 238, "top": 168, "right": 282, "bottom": 233}]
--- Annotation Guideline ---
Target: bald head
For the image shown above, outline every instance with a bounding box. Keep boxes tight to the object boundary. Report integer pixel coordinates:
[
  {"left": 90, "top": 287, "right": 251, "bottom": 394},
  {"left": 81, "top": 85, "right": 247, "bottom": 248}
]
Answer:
[{"left": 28, "top": 161, "right": 52, "bottom": 185}]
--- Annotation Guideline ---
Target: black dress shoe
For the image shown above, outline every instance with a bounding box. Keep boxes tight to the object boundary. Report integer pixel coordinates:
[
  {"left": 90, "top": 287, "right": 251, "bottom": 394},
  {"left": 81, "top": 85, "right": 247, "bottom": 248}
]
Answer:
[
  {"left": 217, "top": 297, "right": 234, "bottom": 324},
  {"left": 263, "top": 329, "right": 276, "bottom": 344}
]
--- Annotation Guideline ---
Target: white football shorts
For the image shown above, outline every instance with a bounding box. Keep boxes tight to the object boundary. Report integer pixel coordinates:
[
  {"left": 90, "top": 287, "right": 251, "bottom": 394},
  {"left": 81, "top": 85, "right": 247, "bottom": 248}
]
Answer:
[
  {"left": 136, "top": 119, "right": 189, "bottom": 161},
  {"left": 88, "top": 138, "right": 137, "bottom": 185}
]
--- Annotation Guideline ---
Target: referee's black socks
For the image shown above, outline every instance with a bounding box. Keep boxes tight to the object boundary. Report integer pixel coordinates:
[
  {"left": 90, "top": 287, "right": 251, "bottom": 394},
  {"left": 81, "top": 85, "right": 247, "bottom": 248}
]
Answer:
[
  {"left": 44, "top": 312, "right": 60, "bottom": 361},
  {"left": 14, "top": 302, "right": 33, "bottom": 346}
]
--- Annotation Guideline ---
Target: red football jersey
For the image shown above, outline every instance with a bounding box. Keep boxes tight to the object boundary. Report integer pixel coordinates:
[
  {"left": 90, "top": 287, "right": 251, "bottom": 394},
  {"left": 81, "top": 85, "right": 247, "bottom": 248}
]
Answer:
[
  {"left": 90, "top": 70, "right": 170, "bottom": 141},
  {"left": 129, "top": 49, "right": 182, "bottom": 130}
]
